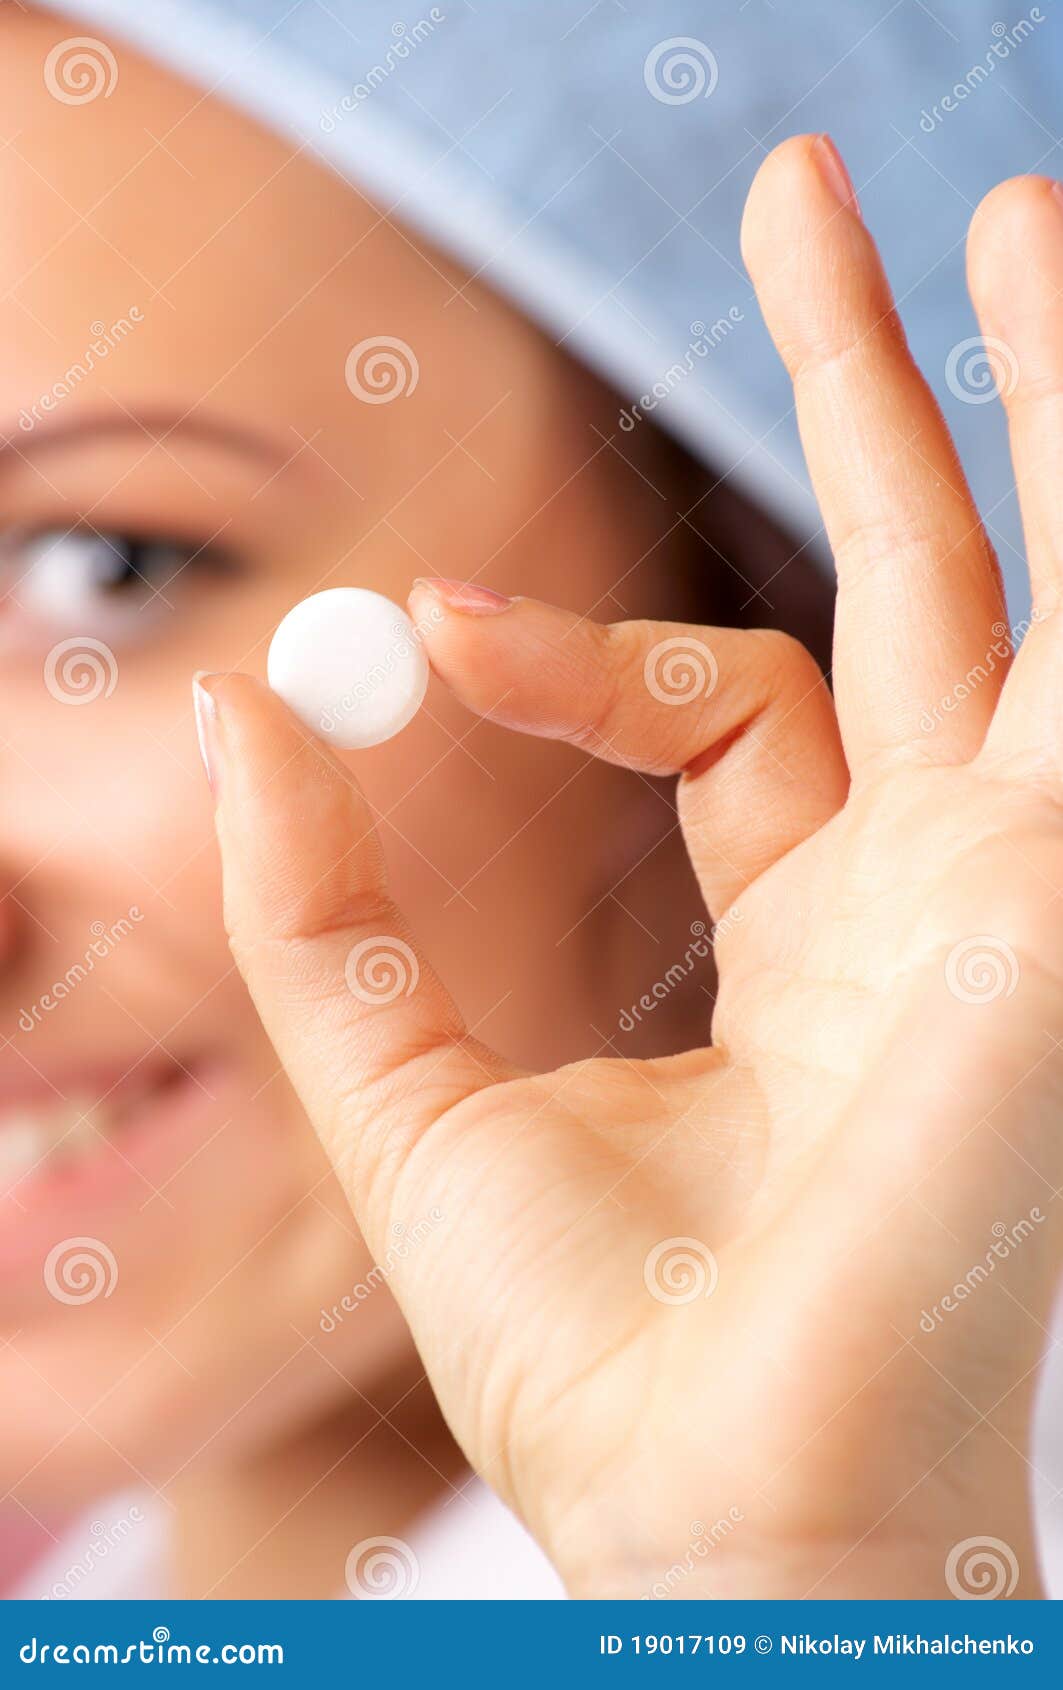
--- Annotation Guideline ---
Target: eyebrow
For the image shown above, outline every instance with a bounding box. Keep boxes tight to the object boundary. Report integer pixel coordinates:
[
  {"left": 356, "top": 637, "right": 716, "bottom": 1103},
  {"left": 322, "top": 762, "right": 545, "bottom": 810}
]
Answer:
[{"left": 0, "top": 407, "right": 291, "bottom": 469}]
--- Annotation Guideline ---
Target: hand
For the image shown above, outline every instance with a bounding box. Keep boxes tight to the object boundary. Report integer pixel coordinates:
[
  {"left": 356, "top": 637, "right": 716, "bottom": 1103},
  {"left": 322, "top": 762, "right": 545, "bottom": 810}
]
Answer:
[{"left": 195, "top": 136, "right": 1063, "bottom": 1599}]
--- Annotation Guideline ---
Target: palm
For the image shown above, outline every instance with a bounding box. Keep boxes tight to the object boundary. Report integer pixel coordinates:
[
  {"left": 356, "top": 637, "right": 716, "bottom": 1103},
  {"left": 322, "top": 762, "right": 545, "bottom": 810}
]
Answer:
[
  {"left": 377, "top": 758, "right": 1061, "bottom": 1591},
  {"left": 210, "top": 139, "right": 1063, "bottom": 1596}
]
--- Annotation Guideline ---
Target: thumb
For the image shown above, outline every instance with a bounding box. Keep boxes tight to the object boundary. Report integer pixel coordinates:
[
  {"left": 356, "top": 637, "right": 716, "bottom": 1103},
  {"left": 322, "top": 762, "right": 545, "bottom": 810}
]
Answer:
[{"left": 192, "top": 670, "right": 514, "bottom": 1247}]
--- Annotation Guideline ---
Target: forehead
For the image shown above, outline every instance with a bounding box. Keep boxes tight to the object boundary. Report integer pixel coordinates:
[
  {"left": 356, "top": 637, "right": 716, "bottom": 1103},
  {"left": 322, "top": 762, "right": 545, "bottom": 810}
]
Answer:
[{"left": 0, "top": 9, "right": 431, "bottom": 422}]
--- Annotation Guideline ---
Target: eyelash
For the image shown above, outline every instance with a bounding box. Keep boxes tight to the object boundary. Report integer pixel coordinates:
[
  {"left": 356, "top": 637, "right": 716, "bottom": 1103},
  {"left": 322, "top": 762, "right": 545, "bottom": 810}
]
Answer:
[
  {"left": 3, "top": 523, "right": 239, "bottom": 580},
  {"left": 0, "top": 524, "right": 243, "bottom": 643}
]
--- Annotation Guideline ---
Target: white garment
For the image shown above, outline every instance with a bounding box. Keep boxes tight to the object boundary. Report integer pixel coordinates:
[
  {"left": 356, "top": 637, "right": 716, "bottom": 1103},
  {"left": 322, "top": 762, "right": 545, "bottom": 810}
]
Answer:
[
  {"left": 1031, "top": 1330, "right": 1063, "bottom": 1597},
  {"left": 16, "top": 1459, "right": 1063, "bottom": 1598},
  {"left": 16, "top": 1326, "right": 1063, "bottom": 1601},
  {"left": 11, "top": 1479, "right": 564, "bottom": 1601}
]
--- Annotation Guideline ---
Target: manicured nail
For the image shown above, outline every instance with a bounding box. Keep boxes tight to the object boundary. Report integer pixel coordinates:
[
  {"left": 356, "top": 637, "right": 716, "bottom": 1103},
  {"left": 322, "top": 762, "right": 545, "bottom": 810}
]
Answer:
[
  {"left": 192, "top": 671, "right": 223, "bottom": 799},
  {"left": 814, "top": 134, "right": 862, "bottom": 219},
  {"left": 1052, "top": 180, "right": 1063, "bottom": 219},
  {"left": 412, "top": 577, "right": 514, "bottom": 615}
]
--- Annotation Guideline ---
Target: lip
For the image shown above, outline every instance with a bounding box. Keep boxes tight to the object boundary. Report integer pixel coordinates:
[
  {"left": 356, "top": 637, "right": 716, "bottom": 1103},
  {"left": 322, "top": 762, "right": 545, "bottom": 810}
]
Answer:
[
  {"left": 0, "top": 1053, "right": 176, "bottom": 1112},
  {"left": 0, "top": 1050, "right": 225, "bottom": 1278}
]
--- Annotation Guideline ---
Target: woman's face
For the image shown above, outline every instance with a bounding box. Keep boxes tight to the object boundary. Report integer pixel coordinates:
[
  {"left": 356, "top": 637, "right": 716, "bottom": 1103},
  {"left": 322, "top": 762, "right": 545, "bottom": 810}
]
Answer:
[{"left": 0, "top": 9, "right": 677, "bottom": 1502}]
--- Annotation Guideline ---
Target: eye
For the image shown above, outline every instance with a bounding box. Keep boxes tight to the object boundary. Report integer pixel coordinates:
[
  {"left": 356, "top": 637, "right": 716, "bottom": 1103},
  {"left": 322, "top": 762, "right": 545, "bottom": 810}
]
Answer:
[{"left": 1, "top": 527, "right": 234, "bottom": 643}]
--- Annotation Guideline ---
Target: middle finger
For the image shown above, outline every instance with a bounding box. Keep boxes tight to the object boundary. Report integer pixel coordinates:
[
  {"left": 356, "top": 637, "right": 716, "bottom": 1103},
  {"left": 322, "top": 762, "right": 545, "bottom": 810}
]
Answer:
[{"left": 741, "top": 134, "right": 1007, "bottom": 777}]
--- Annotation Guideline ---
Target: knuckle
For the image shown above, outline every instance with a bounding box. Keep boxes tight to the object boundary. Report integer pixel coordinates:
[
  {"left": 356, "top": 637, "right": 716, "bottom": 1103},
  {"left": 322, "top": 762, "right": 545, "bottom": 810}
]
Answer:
[
  {"left": 787, "top": 310, "right": 906, "bottom": 391},
  {"left": 747, "top": 626, "right": 817, "bottom": 687},
  {"left": 1006, "top": 368, "right": 1063, "bottom": 414},
  {"left": 831, "top": 517, "right": 939, "bottom": 591},
  {"left": 605, "top": 619, "right": 720, "bottom": 764},
  {"left": 231, "top": 880, "right": 399, "bottom": 953},
  {"left": 556, "top": 622, "right": 641, "bottom": 755}
]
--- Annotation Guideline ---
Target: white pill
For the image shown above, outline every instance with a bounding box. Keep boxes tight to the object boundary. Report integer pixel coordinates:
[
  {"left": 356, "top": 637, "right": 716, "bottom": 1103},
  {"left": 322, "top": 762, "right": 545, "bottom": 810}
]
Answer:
[{"left": 267, "top": 587, "right": 429, "bottom": 749}]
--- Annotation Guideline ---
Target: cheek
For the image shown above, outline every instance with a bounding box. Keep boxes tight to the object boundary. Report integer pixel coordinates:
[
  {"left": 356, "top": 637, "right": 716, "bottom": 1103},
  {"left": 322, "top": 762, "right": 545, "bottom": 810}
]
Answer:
[
  {"left": 7, "top": 671, "right": 315, "bottom": 1234},
  {"left": 6, "top": 660, "right": 211, "bottom": 845},
  {"left": 0, "top": 678, "right": 398, "bottom": 1490}
]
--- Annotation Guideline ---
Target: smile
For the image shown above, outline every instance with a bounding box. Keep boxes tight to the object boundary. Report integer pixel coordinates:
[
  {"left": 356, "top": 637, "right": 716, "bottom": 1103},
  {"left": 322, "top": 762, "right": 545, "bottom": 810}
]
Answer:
[
  {"left": 0, "top": 1062, "right": 188, "bottom": 1186},
  {"left": 0, "top": 1054, "right": 220, "bottom": 1279}
]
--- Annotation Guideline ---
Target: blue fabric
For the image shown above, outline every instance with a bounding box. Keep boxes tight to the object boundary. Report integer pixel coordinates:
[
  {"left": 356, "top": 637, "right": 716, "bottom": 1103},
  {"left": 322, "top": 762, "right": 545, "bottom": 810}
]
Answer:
[{"left": 37, "top": 0, "right": 1063, "bottom": 608}]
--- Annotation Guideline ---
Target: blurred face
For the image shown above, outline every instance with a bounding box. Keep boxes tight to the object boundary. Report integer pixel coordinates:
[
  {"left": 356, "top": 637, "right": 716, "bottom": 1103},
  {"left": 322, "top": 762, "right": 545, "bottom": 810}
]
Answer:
[{"left": 0, "top": 10, "right": 684, "bottom": 1504}]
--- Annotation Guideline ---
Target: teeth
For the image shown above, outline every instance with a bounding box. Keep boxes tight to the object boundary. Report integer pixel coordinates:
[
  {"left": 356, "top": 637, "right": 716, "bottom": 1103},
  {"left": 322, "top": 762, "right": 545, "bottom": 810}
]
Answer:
[
  {"left": 0, "top": 1095, "right": 109, "bottom": 1190},
  {"left": 63, "top": 1100, "right": 105, "bottom": 1159},
  {"left": 0, "top": 1116, "right": 51, "bottom": 1187}
]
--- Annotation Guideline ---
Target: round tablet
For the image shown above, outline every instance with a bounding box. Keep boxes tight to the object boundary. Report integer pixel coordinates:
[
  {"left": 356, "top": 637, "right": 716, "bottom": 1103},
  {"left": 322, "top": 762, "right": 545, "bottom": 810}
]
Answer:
[{"left": 267, "top": 588, "right": 429, "bottom": 749}]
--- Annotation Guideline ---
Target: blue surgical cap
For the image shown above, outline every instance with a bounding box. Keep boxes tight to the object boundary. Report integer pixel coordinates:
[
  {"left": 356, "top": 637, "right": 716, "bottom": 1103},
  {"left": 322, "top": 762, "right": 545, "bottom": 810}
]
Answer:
[{"left": 36, "top": 0, "right": 1063, "bottom": 610}]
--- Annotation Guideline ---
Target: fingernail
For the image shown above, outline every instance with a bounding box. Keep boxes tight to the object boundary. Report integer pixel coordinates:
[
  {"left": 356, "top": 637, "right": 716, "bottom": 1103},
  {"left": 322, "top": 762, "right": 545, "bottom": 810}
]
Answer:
[
  {"left": 813, "top": 134, "right": 862, "bottom": 220},
  {"left": 192, "top": 671, "right": 223, "bottom": 799},
  {"left": 1052, "top": 180, "right": 1063, "bottom": 218},
  {"left": 412, "top": 577, "right": 514, "bottom": 616}
]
